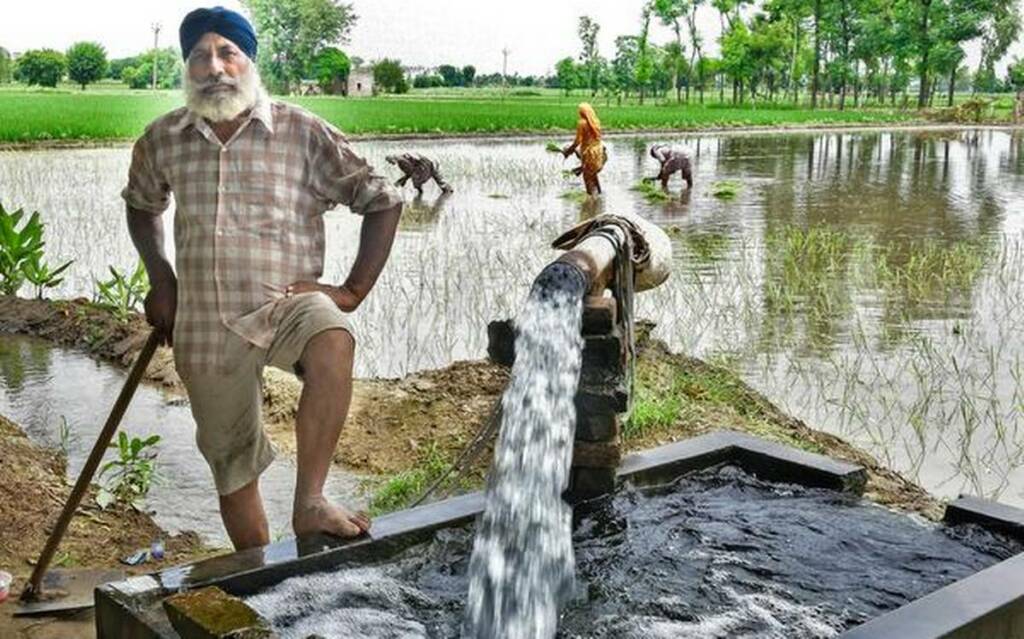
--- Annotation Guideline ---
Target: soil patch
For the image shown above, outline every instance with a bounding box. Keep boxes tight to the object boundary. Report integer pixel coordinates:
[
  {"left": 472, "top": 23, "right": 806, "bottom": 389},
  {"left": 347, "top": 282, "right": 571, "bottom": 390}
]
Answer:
[{"left": 0, "top": 414, "right": 209, "bottom": 637}]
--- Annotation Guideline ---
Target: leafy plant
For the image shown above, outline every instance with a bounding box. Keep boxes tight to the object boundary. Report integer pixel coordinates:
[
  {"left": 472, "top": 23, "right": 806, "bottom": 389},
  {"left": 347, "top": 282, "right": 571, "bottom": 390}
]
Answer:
[
  {"left": 93, "top": 262, "right": 149, "bottom": 322},
  {"left": 545, "top": 141, "right": 563, "bottom": 153},
  {"left": 97, "top": 431, "right": 161, "bottom": 511},
  {"left": 0, "top": 203, "right": 45, "bottom": 296},
  {"left": 57, "top": 415, "right": 73, "bottom": 459},
  {"left": 23, "top": 253, "right": 73, "bottom": 299}
]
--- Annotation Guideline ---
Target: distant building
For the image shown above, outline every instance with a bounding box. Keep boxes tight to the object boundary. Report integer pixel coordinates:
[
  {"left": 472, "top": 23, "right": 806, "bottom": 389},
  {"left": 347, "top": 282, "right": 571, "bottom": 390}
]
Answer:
[{"left": 347, "top": 69, "right": 374, "bottom": 97}]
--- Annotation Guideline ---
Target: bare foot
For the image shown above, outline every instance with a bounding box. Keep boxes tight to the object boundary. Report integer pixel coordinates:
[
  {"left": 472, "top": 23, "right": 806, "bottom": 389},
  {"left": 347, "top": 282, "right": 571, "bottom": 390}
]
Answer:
[{"left": 293, "top": 497, "right": 371, "bottom": 539}]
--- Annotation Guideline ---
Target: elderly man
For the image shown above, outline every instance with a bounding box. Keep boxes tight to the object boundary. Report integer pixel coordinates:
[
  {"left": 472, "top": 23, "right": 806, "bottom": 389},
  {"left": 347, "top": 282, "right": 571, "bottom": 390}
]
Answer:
[
  {"left": 385, "top": 153, "right": 454, "bottom": 196},
  {"left": 122, "top": 7, "right": 403, "bottom": 550},
  {"left": 644, "top": 143, "right": 693, "bottom": 191}
]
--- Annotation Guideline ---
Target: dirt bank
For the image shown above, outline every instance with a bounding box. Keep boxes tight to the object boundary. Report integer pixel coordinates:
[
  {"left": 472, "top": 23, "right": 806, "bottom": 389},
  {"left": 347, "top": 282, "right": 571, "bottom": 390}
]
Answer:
[
  {"left": 2, "top": 121, "right": 1019, "bottom": 152},
  {"left": 0, "top": 296, "right": 508, "bottom": 476},
  {"left": 0, "top": 414, "right": 208, "bottom": 637},
  {"left": 0, "top": 295, "right": 938, "bottom": 519}
]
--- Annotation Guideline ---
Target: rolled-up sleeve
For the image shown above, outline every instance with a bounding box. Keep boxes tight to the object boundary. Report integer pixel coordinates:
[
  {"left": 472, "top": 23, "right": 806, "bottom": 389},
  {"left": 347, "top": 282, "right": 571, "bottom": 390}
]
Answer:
[
  {"left": 121, "top": 130, "right": 170, "bottom": 214},
  {"left": 308, "top": 122, "right": 402, "bottom": 216}
]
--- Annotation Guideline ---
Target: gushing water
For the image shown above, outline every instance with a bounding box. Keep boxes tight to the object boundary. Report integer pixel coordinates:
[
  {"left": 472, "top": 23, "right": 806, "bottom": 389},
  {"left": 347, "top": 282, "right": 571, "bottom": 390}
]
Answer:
[{"left": 462, "top": 263, "right": 587, "bottom": 638}]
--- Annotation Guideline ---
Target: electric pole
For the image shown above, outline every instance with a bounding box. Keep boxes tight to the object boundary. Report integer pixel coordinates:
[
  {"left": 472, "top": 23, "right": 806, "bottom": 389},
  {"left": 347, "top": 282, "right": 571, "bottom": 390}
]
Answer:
[
  {"left": 151, "top": 22, "right": 161, "bottom": 90},
  {"left": 501, "top": 47, "right": 510, "bottom": 100}
]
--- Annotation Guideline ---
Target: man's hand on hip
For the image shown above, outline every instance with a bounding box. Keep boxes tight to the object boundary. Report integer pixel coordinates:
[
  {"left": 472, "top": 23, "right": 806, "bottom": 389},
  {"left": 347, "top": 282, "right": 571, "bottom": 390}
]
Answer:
[
  {"left": 144, "top": 277, "right": 177, "bottom": 346},
  {"left": 285, "top": 282, "right": 361, "bottom": 313}
]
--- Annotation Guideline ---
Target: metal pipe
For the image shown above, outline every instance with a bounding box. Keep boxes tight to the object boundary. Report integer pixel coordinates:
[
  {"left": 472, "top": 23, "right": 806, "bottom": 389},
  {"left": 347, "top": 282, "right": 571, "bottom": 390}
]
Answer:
[{"left": 556, "top": 227, "right": 627, "bottom": 296}]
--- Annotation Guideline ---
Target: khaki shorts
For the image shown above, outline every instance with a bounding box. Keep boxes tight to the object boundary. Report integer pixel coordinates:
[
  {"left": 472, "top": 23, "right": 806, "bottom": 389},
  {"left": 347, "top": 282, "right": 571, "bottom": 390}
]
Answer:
[{"left": 179, "top": 292, "right": 352, "bottom": 496}]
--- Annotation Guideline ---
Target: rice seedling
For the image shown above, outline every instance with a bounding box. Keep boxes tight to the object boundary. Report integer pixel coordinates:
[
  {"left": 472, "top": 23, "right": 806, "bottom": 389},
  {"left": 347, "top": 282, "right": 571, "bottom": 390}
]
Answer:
[
  {"left": 711, "top": 180, "right": 742, "bottom": 200},
  {"left": 630, "top": 181, "right": 671, "bottom": 203},
  {"left": 559, "top": 190, "right": 589, "bottom": 203}
]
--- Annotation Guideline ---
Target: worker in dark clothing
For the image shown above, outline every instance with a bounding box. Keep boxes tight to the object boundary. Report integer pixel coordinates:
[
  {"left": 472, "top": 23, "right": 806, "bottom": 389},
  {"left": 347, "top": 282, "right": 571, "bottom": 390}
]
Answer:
[
  {"left": 644, "top": 144, "right": 693, "bottom": 191},
  {"left": 386, "top": 153, "right": 454, "bottom": 196}
]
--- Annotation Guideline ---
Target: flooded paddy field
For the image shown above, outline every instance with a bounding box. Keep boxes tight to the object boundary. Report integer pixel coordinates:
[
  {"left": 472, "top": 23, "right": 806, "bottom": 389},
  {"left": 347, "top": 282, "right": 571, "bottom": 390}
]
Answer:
[{"left": 2, "top": 126, "right": 1023, "bottom": 511}]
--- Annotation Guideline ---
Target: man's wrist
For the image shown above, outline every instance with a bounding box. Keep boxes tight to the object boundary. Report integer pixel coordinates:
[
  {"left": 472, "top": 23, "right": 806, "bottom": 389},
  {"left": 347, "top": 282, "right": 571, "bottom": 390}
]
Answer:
[{"left": 148, "top": 265, "right": 176, "bottom": 288}]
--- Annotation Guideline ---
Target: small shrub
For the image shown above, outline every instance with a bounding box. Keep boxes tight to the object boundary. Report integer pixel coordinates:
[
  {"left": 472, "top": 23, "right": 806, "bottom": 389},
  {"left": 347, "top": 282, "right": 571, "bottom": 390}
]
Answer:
[
  {"left": 93, "top": 262, "right": 149, "bottom": 322},
  {"left": 0, "top": 202, "right": 45, "bottom": 296},
  {"left": 23, "top": 253, "right": 73, "bottom": 299},
  {"left": 97, "top": 431, "right": 161, "bottom": 511}
]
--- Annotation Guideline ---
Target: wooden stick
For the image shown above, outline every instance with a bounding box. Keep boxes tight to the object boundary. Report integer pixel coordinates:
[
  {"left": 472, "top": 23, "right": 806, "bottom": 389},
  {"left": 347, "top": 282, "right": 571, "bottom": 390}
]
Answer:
[{"left": 21, "top": 331, "right": 161, "bottom": 601}]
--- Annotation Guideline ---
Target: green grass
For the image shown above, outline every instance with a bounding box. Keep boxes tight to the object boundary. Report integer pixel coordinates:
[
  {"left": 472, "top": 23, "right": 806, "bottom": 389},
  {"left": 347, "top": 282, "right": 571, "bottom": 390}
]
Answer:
[
  {"left": 0, "top": 84, "right": 929, "bottom": 144},
  {"left": 626, "top": 382, "right": 683, "bottom": 439},
  {"left": 366, "top": 443, "right": 451, "bottom": 516}
]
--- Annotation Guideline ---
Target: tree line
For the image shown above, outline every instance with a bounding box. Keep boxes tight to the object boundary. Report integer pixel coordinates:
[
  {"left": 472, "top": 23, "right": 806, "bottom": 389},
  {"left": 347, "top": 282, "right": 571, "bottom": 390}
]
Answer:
[
  {"left": 4, "top": 0, "right": 1021, "bottom": 104},
  {"left": 555, "top": 0, "right": 1024, "bottom": 108}
]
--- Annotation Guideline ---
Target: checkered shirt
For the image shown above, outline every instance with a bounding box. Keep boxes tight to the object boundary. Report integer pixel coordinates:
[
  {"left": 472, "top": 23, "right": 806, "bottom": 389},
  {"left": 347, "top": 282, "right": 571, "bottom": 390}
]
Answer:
[{"left": 121, "top": 97, "right": 401, "bottom": 373}]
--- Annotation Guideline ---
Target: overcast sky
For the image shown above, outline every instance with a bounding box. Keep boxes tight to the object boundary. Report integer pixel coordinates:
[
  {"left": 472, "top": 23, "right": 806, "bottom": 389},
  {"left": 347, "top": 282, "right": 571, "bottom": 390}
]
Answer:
[{"left": 3, "top": 1, "right": 1022, "bottom": 76}]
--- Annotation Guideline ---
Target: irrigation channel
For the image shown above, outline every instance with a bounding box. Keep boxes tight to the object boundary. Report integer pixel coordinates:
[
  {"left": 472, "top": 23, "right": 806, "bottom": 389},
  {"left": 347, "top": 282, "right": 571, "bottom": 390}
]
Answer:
[
  {"left": 1, "top": 126, "right": 1023, "bottom": 521},
  {"left": 244, "top": 464, "right": 1019, "bottom": 637},
  {"left": 0, "top": 334, "right": 364, "bottom": 544}
]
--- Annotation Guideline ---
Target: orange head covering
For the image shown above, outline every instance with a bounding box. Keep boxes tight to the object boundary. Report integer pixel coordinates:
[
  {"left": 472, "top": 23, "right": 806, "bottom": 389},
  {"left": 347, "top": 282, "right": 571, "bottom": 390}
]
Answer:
[{"left": 578, "top": 102, "right": 602, "bottom": 141}]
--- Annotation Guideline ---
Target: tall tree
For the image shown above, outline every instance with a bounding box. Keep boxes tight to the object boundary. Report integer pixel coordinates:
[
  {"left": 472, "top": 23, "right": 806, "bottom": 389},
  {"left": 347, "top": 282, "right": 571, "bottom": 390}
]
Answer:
[
  {"left": 812, "top": 0, "right": 822, "bottom": 107},
  {"left": 0, "top": 47, "right": 11, "bottom": 84},
  {"left": 66, "top": 41, "right": 108, "bottom": 90},
  {"left": 767, "top": 0, "right": 812, "bottom": 103},
  {"left": 555, "top": 56, "right": 581, "bottom": 95},
  {"left": 895, "top": 0, "right": 940, "bottom": 108},
  {"left": 241, "top": 0, "right": 357, "bottom": 93},
  {"left": 685, "top": 0, "right": 708, "bottom": 102},
  {"left": 578, "top": 16, "right": 602, "bottom": 96},
  {"left": 312, "top": 46, "right": 349, "bottom": 94},
  {"left": 721, "top": 18, "right": 754, "bottom": 102},
  {"left": 438, "top": 64, "right": 462, "bottom": 87},
  {"left": 636, "top": 4, "right": 655, "bottom": 103},
  {"left": 975, "top": 0, "right": 1021, "bottom": 93},
  {"left": 1008, "top": 56, "right": 1024, "bottom": 121},
  {"left": 653, "top": 0, "right": 689, "bottom": 101},
  {"left": 372, "top": 58, "right": 407, "bottom": 94},
  {"left": 462, "top": 65, "right": 477, "bottom": 86},
  {"left": 824, "top": 0, "right": 861, "bottom": 109},
  {"left": 14, "top": 49, "right": 66, "bottom": 88},
  {"left": 613, "top": 36, "right": 640, "bottom": 100},
  {"left": 121, "top": 48, "right": 182, "bottom": 90}
]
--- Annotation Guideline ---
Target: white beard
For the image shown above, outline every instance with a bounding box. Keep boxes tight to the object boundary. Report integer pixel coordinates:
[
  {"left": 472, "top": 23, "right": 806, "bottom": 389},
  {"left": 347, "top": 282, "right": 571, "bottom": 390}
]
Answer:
[{"left": 184, "top": 64, "right": 267, "bottom": 123}]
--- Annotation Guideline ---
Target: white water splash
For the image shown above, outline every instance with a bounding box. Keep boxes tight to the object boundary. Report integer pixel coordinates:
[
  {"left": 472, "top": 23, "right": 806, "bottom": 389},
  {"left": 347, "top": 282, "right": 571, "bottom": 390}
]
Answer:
[
  {"left": 462, "top": 283, "right": 585, "bottom": 638},
  {"left": 245, "top": 568, "right": 433, "bottom": 639}
]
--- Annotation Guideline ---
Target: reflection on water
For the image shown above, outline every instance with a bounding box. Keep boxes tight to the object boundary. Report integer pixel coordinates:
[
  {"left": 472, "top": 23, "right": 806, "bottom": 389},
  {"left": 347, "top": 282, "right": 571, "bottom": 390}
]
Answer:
[
  {"left": 2, "top": 128, "right": 1024, "bottom": 508},
  {"left": 0, "top": 334, "right": 364, "bottom": 545}
]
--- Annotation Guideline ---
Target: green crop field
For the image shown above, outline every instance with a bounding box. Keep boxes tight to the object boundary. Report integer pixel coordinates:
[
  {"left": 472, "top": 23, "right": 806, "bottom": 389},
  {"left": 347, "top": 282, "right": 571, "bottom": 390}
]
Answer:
[{"left": 1, "top": 83, "right": 1009, "bottom": 144}]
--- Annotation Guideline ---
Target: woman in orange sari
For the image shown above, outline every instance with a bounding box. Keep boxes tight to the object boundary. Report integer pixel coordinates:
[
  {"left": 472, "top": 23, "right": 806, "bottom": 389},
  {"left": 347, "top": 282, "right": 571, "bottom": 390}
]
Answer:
[{"left": 562, "top": 102, "right": 607, "bottom": 196}]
